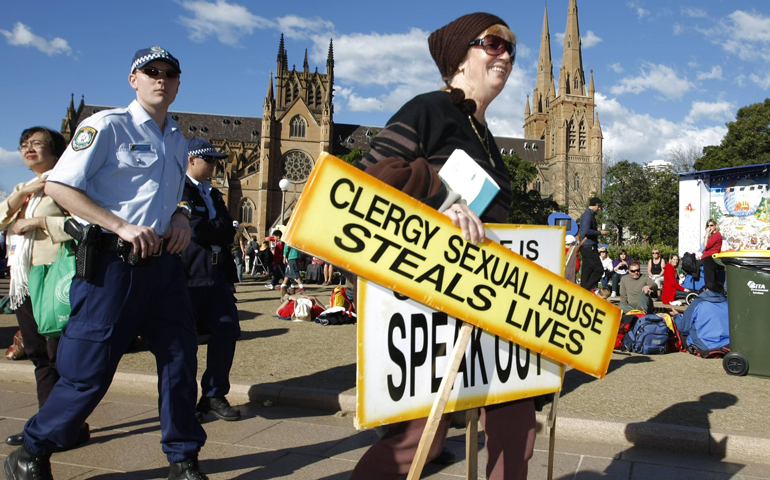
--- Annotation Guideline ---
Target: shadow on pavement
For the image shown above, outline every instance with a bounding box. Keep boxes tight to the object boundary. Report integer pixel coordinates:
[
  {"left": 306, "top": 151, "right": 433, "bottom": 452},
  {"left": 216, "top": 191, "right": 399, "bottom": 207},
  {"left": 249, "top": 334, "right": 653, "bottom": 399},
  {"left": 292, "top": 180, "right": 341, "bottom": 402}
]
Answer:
[
  {"left": 559, "top": 353, "right": 652, "bottom": 397},
  {"left": 262, "top": 363, "right": 356, "bottom": 392},
  {"left": 238, "top": 328, "right": 289, "bottom": 341}
]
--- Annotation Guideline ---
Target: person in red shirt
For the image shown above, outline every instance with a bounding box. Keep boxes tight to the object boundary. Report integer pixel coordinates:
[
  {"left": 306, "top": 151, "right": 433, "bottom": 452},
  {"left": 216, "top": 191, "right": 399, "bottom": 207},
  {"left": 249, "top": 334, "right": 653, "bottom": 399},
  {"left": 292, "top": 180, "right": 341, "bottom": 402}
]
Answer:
[
  {"left": 266, "top": 229, "right": 285, "bottom": 290},
  {"left": 702, "top": 219, "right": 723, "bottom": 287},
  {"left": 661, "top": 254, "right": 690, "bottom": 304}
]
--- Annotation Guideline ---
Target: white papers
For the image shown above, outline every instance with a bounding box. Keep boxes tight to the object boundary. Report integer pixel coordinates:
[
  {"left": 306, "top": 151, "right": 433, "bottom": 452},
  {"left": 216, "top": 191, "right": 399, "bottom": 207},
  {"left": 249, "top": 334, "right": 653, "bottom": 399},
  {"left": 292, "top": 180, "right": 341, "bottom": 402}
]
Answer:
[{"left": 439, "top": 149, "right": 500, "bottom": 216}]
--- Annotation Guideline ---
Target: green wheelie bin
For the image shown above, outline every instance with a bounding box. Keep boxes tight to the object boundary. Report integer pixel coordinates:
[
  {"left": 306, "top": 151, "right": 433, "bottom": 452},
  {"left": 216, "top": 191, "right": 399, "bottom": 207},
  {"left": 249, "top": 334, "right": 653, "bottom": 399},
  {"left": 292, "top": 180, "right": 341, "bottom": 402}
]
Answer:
[{"left": 715, "top": 250, "right": 770, "bottom": 377}]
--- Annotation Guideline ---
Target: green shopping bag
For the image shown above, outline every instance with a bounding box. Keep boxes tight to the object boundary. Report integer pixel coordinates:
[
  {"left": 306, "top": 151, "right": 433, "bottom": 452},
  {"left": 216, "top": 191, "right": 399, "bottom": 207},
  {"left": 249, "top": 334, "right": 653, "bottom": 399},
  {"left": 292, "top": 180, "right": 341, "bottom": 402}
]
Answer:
[{"left": 28, "top": 241, "right": 76, "bottom": 338}]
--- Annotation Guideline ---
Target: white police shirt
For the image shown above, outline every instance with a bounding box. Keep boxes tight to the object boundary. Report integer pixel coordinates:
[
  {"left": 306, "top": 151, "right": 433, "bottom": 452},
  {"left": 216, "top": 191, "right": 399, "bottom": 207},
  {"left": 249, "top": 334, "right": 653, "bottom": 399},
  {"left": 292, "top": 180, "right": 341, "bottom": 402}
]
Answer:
[{"left": 49, "top": 100, "right": 187, "bottom": 236}]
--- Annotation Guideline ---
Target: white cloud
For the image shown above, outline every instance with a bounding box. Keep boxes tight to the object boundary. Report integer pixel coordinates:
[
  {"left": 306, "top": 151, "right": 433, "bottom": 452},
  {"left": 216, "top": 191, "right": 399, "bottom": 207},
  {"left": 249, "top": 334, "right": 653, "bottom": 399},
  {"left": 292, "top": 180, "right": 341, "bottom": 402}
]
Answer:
[
  {"left": 610, "top": 63, "right": 694, "bottom": 99},
  {"left": 681, "top": 7, "right": 707, "bottom": 18},
  {"left": 0, "top": 22, "right": 71, "bottom": 56},
  {"left": 699, "top": 10, "right": 770, "bottom": 62},
  {"left": 735, "top": 74, "right": 746, "bottom": 87},
  {"left": 595, "top": 93, "right": 726, "bottom": 164},
  {"left": 627, "top": 2, "right": 649, "bottom": 19},
  {"left": 177, "top": 0, "right": 274, "bottom": 46},
  {"left": 0, "top": 147, "right": 23, "bottom": 167},
  {"left": 582, "top": 31, "right": 602, "bottom": 49},
  {"left": 608, "top": 63, "right": 624, "bottom": 74},
  {"left": 276, "top": 15, "right": 335, "bottom": 40},
  {"left": 749, "top": 73, "right": 770, "bottom": 90},
  {"left": 673, "top": 23, "right": 684, "bottom": 35},
  {"left": 687, "top": 60, "right": 699, "bottom": 69},
  {"left": 685, "top": 100, "right": 735, "bottom": 123},
  {"left": 696, "top": 65, "right": 723, "bottom": 80}
]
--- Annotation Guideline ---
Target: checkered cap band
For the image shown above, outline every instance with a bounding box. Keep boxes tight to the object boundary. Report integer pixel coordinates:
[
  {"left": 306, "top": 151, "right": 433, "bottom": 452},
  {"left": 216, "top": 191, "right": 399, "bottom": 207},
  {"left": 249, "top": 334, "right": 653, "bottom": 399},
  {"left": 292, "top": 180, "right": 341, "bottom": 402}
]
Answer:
[
  {"left": 131, "top": 50, "right": 180, "bottom": 74},
  {"left": 189, "top": 147, "right": 218, "bottom": 156}
]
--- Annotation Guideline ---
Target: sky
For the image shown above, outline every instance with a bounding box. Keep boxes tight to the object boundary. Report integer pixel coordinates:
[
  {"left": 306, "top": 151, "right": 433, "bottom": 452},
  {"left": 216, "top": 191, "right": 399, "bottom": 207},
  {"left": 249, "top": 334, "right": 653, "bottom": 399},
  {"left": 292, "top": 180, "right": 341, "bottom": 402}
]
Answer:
[{"left": 1, "top": 0, "right": 769, "bottom": 192}]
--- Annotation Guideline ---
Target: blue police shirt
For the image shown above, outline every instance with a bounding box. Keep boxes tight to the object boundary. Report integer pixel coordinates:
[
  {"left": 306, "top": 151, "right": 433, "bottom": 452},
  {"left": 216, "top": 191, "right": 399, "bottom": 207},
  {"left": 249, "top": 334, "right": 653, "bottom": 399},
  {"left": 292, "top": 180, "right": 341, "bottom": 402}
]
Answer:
[{"left": 48, "top": 100, "right": 187, "bottom": 236}]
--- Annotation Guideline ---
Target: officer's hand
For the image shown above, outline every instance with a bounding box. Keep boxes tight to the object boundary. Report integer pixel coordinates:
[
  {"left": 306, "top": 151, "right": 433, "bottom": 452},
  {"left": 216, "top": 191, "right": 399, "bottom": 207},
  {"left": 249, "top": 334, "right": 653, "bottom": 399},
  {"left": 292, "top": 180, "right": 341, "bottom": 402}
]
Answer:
[
  {"left": 600, "top": 230, "right": 610, "bottom": 235},
  {"left": 117, "top": 224, "right": 161, "bottom": 258},
  {"left": 165, "top": 213, "right": 191, "bottom": 254},
  {"left": 443, "top": 203, "right": 485, "bottom": 244}
]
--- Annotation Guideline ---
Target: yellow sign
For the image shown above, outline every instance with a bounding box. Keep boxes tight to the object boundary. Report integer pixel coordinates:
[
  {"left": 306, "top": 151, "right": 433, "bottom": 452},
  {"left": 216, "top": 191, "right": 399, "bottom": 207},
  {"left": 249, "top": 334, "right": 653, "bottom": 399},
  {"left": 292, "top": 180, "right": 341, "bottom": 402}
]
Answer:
[{"left": 284, "top": 153, "right": 621, "bottom": 378}]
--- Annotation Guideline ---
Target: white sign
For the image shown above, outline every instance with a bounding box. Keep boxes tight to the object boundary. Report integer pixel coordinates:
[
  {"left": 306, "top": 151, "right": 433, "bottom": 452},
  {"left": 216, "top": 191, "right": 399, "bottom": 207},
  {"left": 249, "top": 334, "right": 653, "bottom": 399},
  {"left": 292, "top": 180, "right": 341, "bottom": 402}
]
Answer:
[{"left": 356, "top": 225, "right": 565, "bottom": 429}]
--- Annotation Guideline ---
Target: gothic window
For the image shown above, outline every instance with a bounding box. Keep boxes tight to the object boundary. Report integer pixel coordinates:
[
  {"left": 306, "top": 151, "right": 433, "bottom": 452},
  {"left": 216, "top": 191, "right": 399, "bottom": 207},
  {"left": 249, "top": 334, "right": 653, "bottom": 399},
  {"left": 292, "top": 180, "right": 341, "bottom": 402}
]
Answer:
[
  {"left": 293, "top": 82, "right": 299, "bottom": 102},
  {"left": 573, "top": 173, "right": 580, "bottom": 190},
  {"left": 290, "top": 115, "right": 307, "bottom": 137},
  {"left": 240, "top": 199, "right": 254, "bottom": 224},
  {"left": 280, "top": 150, "right": 314, "bottom": 182},
  {"left": 315, "top": 84, "right": 322, "bottom": 105},
  {"left": 308, "top": 86, "right": 315, "bottom": 106},
  {"left": 536, "top": 178, "right": 541, "bottom": 192},
  {"left": 574, "top": 78, "right": 579, "bottom": 90},
  {"left": 579, "top": 120, "right": 587, "bottom": 151},
  {"left": 566, "top": 74, "right": 570, "bottom": 94},
  {"left": 284, "top": 82, "right": 292, "bottom": 103},
  {"left": 568, "top": 120, "right": 577, "bottom": 152}
]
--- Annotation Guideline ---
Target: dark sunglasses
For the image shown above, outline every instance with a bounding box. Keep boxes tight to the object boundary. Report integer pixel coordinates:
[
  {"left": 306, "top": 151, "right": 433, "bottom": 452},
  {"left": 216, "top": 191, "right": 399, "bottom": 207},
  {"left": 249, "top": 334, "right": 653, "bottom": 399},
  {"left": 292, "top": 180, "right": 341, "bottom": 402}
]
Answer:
[
  {"left": 468, "top": 35, "right": 516, "bottom": 64},
  {"left": 629, "top": 269, "right": 640, "bottom": 273},
  {"left": 137, "top": 67, "right": 179, "bottom": 79},
  {"left": 198, "top": 155, "right": 218, "bottom": 164}
]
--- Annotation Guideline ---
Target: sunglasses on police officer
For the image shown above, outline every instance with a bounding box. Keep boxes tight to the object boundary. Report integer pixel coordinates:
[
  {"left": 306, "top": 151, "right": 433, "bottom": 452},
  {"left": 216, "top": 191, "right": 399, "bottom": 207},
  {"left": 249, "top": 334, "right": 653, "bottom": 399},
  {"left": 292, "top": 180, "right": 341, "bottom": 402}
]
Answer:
[
  {"left": 468, "top": 35, "right": 516, "bottom": 64},
  {"left": 137, "top": 67, "right": 180, "bottom": 79},
  {"left": 197, "top": 155, "right": 218, "bottom": 164}
]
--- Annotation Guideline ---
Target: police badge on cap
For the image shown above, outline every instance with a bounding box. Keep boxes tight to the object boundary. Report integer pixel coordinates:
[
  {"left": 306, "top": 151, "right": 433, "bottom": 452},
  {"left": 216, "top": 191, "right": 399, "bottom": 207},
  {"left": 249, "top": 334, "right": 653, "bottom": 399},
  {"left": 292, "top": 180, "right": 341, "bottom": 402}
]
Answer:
[{"left": 130, "top": 46, "right": 181, "bottom": 74}]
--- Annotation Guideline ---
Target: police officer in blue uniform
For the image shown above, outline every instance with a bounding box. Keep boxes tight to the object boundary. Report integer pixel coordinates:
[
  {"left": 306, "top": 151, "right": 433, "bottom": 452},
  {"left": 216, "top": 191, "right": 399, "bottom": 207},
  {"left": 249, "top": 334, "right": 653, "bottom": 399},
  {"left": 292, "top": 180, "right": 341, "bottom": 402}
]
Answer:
[
  {"left": 181, "top": 138, "right": 241, "bottom": 422},
  {"left": 3, "top": 47, "right": 209, "bottom": 480}
]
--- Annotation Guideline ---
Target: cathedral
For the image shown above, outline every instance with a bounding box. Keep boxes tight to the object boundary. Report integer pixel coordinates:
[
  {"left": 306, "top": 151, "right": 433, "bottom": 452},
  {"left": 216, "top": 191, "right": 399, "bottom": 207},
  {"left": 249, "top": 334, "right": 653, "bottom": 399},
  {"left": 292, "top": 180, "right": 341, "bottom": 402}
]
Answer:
[
  {"left": 61, "top": 0, "right": 601, "bottom": 236},
  {"left": 524, "top": 0, "right": 603, "bottom": 216}
]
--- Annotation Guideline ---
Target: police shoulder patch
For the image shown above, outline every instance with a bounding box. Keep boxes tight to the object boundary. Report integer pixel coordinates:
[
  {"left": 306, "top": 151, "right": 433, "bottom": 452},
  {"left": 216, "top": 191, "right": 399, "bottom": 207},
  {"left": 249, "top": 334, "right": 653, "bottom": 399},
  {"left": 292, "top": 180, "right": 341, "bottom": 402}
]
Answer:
[{"left": 72, "top": 126, "right": 97, "bottom": 151}]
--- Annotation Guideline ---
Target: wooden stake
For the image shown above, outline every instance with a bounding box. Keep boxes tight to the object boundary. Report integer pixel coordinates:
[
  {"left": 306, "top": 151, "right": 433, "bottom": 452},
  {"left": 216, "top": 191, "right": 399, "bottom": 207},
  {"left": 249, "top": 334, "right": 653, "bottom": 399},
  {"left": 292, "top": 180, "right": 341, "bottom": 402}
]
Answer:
[
  {"left": 465, "top": 408, "right": 479, "bottom": 480},
  {"left": 546, "top": 389, "right": 562, "bottom": 480},
  {"left": 406, "top": 321, "right": 474, "bottom": 480}
]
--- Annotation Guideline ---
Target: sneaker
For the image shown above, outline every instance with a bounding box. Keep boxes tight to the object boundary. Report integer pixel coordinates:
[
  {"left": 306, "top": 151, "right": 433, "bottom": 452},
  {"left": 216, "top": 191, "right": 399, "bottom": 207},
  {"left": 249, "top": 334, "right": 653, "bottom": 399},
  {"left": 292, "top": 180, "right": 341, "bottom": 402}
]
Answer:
[
  {"left": 264, "top": 284, "right": 274, "bottom": 290},
  {"left": 295, "top": 286, "right": 305, "bottom": 293},
  {"left": 610, "top": 292, "right": 617, "bottom": 298},
  {"left": 168, "top": 456, "right": 209, "bottom": 480},
  {"left": 197, "top": 396, "right": 241, "bottom": 421}
]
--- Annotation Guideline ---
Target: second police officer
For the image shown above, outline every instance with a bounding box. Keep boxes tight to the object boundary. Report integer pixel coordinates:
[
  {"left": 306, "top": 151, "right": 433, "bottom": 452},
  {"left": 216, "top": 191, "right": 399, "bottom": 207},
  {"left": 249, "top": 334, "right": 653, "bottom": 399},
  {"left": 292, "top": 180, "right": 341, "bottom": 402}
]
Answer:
[{"left": 181, "top": 138, "right": 242, "bottom": 422}]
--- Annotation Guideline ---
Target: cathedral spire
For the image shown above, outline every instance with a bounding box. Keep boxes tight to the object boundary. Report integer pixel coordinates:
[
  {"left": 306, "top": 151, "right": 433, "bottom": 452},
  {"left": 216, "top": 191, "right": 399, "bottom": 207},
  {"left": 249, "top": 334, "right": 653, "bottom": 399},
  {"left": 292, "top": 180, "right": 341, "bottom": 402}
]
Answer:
[
  {"left": 534, "top": 5, "right": 554, "bottom": 112},
  {"left": 266, "top": 72, "right": 274, "bottom": 100},
  {"left": 277, "top": 34, "right": 286, "bottom": 73},
  {"left": 588, "top": 69, "right": 595, "bottom": 99},
  {"left": 592, "top": 112, "right": 603, "bottom": 138},
  {"left": 525, "top": 95, "right": 531, "bottom": 117},
  {"left": 326, "top": 39, "right": 334, "bottom": 81},
  {"left": 69, "top": 93, "right": 75, "bottom": 112},
  {"left": 561, "top": 0, "right": 585, "bottom": 95},
  {"left": 303, "top": 49, "right": 309, "bottom": 73}
]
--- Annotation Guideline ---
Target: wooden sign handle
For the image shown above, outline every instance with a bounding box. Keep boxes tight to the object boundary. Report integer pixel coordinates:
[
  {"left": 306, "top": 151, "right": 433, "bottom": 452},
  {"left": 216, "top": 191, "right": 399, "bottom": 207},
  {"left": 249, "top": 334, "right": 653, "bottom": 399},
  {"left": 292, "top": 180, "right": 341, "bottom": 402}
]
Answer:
[
  {"left": 465, "top": 408, "right": 479, "bottom": 480},
  {"left": 406, "top": 321, "right": 474, "bottom": 480}
]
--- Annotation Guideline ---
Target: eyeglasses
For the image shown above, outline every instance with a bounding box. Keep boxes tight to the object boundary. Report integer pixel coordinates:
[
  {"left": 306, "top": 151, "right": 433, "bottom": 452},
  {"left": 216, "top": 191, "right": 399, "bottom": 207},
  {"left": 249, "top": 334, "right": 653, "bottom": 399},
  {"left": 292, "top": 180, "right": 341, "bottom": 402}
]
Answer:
[
  {"left": 137, "top": 67, "right": 179, "bottom": 79},
  {"left": 629, "top": 269, "right": 640, "bottom": 273},
  {"left": 468, "top": 35, "right": 516, "bottom": 64},
  {"left": 197, "top": 155, "right": 218, "bottom": 164},
  {"left": 653, "top": 251, "right": 660, "bottom": 255},
  {"left": 707, "top": 224, "right": 715, "bottom": 227},
  {"left": 18, "top": 140, "right": 47, "bottom": 152}
]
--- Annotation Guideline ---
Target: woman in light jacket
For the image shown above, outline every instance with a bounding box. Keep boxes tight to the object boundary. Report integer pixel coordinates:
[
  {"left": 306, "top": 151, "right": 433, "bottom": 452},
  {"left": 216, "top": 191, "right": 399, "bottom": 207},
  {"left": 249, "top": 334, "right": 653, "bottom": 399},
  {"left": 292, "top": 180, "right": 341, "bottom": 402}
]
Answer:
[{"left": 0, "top": 127, "right": 88, "bottom": 448}]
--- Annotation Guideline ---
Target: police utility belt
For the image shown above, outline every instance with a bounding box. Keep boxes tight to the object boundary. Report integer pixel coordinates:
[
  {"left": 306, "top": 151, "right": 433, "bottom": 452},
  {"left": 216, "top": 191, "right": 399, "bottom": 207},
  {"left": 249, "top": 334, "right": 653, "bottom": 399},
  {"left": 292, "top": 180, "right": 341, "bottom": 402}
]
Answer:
[{"left": 65, "top": 219, "right": 170, "bottom": 280}]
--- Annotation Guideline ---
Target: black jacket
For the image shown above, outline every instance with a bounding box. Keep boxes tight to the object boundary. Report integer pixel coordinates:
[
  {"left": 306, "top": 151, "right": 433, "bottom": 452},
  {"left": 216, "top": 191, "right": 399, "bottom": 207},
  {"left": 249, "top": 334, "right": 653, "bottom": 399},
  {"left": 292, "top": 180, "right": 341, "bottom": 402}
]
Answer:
[{"left": 180, "top": 177, "right": 238, "bottom": 287}]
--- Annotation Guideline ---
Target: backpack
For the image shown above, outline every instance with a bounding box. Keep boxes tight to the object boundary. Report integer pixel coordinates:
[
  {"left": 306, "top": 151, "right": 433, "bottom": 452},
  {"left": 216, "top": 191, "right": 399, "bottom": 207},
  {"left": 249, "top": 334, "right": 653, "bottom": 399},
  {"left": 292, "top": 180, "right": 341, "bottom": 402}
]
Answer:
[
  {"left": 664, "top": 313, "right": 687, "bottom": 353},
  {"left": 615, "top": 310, "right": 645, "bottom": 349},
  {"left": 681, "top": 253, "right": 700, "bottom": 279},
  {"left": 622, "top": 314, "right": 671, "bottom": 354},
  {"left": 330, "top": 286, "right": 354, "bottom": 312}
]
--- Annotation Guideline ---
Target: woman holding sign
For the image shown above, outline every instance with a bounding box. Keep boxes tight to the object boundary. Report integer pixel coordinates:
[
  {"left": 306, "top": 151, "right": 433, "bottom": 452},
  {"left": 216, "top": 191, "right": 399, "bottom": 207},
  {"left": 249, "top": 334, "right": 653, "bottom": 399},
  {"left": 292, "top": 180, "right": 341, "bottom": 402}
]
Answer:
[{"left": 352, "top": 13, "right": 534, "bottom": 480}]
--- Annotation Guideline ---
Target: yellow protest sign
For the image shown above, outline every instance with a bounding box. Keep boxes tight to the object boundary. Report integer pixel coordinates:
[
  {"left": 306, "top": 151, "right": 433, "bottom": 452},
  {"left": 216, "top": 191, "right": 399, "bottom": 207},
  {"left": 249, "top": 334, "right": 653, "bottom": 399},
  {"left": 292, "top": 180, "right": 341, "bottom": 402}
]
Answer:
[{"left": 284, "top": 153, "right": 622, "bottom": 378}]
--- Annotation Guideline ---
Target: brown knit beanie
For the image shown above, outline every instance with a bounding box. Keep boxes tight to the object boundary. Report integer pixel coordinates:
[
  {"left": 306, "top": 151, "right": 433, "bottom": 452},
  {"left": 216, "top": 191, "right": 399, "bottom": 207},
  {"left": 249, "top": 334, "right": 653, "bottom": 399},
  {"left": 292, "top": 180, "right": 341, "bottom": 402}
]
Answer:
[{"left": 428, "top": 12, "right": 508, "bottom": 80}]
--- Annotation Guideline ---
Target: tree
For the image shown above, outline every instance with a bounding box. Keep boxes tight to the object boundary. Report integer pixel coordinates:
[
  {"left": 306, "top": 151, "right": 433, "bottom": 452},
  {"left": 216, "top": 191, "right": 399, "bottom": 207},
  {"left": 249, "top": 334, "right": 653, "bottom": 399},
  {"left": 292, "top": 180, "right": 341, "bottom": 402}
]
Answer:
[
  {"left": 665, "top": 142, "right": 702, "bottom": 173},
  {"left": 695, "top": 99, "right": 770, "bottom": 171},
  {"left": 600, "top": 160, "right": 679, "bottom": 246},
  {"left": 502, "top": 154, "right": 561, "bottom": 224},
  {"left": 338, "top": 148, "right": 369, "bottom": 165}
]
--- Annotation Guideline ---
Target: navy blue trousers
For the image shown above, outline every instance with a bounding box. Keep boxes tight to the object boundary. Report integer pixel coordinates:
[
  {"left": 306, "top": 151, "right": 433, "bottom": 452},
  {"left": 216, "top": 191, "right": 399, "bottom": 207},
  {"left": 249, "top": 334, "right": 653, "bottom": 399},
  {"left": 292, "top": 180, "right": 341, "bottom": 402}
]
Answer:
[
  {"left": 189, "top": 283, "right": 240, "bottom": 398},
  {"left": 24, "top": 253, "right": 206, "bottom": 463}
]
